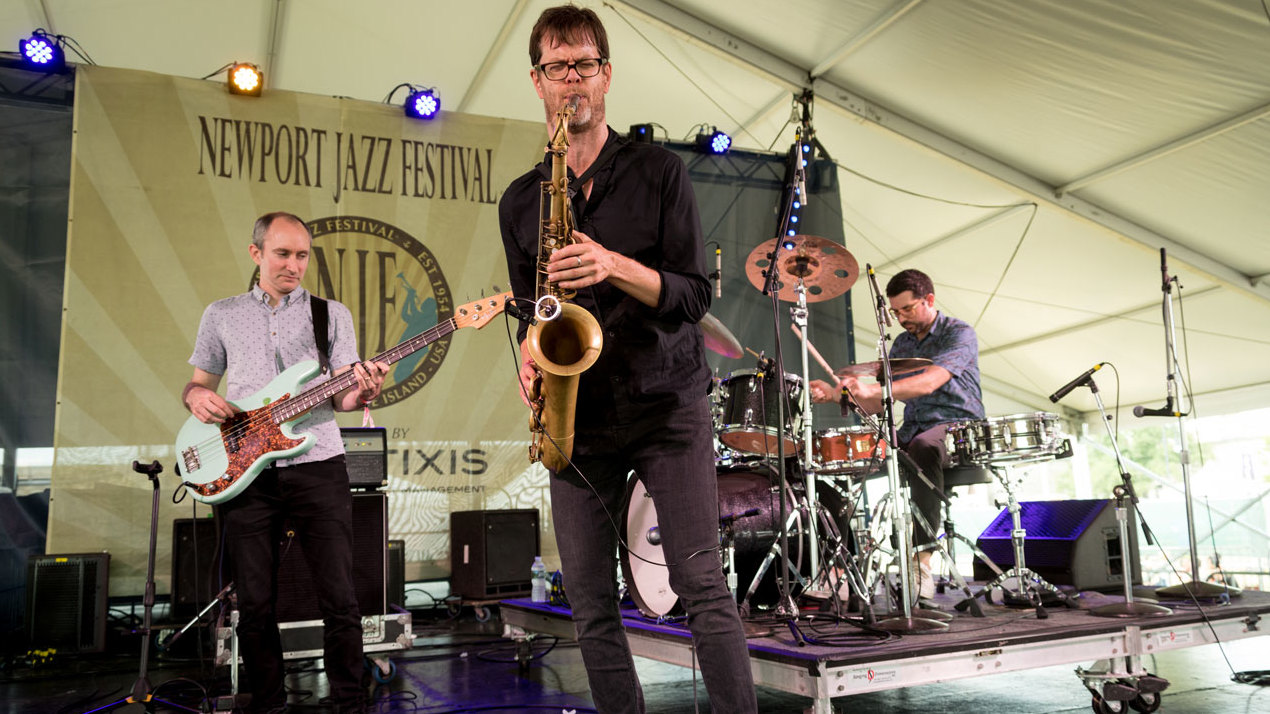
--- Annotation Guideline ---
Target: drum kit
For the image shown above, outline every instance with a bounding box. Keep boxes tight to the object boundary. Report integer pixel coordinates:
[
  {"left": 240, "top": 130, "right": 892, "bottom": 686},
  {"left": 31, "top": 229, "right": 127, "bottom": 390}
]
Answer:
[{"left": 620, "top": 235, "right": 1078, "bottom": 626}]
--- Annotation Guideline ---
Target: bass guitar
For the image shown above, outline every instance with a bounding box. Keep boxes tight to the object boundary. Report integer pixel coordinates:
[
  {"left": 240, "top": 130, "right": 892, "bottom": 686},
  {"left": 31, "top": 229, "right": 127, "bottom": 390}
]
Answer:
[{"left": 177, "top": 291, "right": 511, "bottom": 504}]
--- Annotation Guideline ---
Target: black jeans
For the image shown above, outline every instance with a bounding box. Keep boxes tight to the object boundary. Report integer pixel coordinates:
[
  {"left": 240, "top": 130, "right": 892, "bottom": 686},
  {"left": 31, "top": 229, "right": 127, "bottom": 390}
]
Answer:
[
  {"left": 219, "top": 456, "right": 363, "bottom": 713},
  {"left": 551, "top": 399, "right": 757, "bottom": 714},
  {"left": 902, "top": 423, "right": 951, "bottom": 546}
]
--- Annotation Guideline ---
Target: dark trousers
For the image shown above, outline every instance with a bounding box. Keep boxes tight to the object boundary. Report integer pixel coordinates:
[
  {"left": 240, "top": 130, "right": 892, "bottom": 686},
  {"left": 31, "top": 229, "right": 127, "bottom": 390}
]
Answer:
[
  {"left": 902, "top": 423, "right": 951, "bottom": 546},
  {"left": 219, "top": 456, "right": 364, "bottom": 713},
  {"left": 551, "top": 399, "right": 757, "bottom": 714}
]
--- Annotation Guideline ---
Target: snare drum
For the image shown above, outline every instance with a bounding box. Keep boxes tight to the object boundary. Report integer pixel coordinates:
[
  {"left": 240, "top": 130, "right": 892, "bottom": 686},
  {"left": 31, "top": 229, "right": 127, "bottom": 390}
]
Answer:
[
  {"left": 811, "top": 426, "right": 887, "bottom": 475},
  {"left": 717, "top": 369, "right": 803, "bottom": 456},
  {"left": 987, "top": 412, "right": 1063, "bottom": 461},
  {"left": 945, "top": 413, "right": 1063, "bottom": 465}
]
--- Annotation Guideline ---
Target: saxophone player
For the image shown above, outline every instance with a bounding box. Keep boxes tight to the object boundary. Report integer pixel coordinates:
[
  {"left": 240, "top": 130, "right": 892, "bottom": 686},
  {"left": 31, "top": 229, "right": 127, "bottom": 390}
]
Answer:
[{"left": 497, "top": 6, "right": 757, "bottom": 714}]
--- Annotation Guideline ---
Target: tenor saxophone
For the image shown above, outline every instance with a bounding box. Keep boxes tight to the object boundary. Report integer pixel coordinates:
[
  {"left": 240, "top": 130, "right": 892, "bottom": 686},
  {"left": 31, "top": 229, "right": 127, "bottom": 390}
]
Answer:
[{"left": 525, "top": 98, "right": 604, "bottom": 472}]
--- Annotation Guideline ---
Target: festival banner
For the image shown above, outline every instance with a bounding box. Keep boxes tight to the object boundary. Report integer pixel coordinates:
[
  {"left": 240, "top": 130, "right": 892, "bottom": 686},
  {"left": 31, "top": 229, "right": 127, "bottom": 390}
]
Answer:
[{"left": 51, "top": 65, "right": 549, "bottom": 594}]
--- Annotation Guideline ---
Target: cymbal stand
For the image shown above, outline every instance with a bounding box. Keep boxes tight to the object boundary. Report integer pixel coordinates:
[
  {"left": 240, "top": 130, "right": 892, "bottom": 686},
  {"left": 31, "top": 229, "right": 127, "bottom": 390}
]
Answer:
[
  {"left": 859, "top": 266, "right": 946, "bottom": 634},
  {"left": 790, "top": 279, "right": 821, "bottom": 582},
  {"left": 1076, "top": 375, "right": 1172, "bottom": 618}
]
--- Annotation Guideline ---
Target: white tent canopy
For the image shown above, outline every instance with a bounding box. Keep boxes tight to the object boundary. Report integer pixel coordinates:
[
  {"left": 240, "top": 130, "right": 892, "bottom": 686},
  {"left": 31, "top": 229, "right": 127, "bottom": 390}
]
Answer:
[{"left": 6, "top": 0, "right": 1269, "bottom": 420}]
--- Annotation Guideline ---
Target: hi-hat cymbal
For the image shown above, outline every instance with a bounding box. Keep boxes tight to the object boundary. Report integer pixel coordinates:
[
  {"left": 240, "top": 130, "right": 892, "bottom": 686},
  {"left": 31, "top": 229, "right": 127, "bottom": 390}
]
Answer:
[
  {"left": 744, "top": 235, "right": 858, "bottom": 303},
  {"left": 835, "top": 358, "right": 933, "bottom": 378},
  {"left": 700, "top": 313, "right": 743, "bottom": 358}
]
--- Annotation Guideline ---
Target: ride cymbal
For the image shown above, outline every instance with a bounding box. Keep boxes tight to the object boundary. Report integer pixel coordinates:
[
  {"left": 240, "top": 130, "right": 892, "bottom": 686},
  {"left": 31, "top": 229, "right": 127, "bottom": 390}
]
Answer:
[{"left": 834, "top": 358, "right": 933, "bottom": 378}]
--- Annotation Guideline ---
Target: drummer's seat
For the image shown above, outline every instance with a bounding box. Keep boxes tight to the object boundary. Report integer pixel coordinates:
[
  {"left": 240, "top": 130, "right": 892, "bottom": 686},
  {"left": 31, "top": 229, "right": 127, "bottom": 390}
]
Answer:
[{"left": 942, "top": 464, "right": 993, "bottom": 490}]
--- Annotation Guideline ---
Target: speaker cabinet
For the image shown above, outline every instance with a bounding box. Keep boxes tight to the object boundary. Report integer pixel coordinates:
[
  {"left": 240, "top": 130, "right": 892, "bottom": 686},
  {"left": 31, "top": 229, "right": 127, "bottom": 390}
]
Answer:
[
  {"left": 341, "top": 427, "right": 388, "bottom": 489},
  {"left": 25, "top": 553, "right": 110, "bottom": 653},
  {"left": 450, "top": 509, "right": 540, "bottom": 600},
  {"left": 276, "top": 492, "right": 387, "bottom": 621},
  {"left": 171, "top": 517, "right": 220, "bottom": 619},
  {"left": 974, "top": 499, "right": 1140, "bottom": 591},
  {"left": 387, "top": 539, "right": 405, "bottom": 610}
]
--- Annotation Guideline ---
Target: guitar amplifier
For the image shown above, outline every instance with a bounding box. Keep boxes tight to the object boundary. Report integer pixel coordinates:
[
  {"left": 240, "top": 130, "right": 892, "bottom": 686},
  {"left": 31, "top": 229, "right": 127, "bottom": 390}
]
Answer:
[{"left": 341, "top": 427, "right": 387, "bottom": 489}]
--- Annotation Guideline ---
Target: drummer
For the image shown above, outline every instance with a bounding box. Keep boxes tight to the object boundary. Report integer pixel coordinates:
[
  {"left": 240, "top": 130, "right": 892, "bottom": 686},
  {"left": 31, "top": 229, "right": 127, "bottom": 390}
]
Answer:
[{"left": 809, "top": 268, "right": 984, "bottom": 599}]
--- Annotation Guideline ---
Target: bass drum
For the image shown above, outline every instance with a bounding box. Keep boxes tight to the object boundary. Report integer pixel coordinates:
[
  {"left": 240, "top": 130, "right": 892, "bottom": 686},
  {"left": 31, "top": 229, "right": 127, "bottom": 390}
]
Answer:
[{"left": 620, "top": 465, "right": 793, "bottom": 618}]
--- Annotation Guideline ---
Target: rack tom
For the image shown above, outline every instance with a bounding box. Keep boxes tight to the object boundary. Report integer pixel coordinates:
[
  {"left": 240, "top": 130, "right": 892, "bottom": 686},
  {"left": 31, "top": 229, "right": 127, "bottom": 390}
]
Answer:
[
  {"left": 811, "top": 426, "right": 887, "bottom": 475},
  {"left": 717, "top": 369, "right": 803, "bottom": 456}
]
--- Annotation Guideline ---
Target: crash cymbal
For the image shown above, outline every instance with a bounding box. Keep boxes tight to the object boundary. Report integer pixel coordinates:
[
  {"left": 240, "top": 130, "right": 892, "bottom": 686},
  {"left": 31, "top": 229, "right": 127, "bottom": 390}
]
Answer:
[
  {"left": 744, "top": 235, "right": 858, "bottom": 303},
  {"left": 835, "top": 358, "right": 933, "bottom": 378},
  {"left": 700, "top": 312, "right": 743, "bottom": 358}
]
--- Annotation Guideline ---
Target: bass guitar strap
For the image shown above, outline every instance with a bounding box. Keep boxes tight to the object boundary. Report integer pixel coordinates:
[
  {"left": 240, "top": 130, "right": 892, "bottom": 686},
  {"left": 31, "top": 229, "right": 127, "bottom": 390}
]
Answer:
[{"left": 311, "top": 295, "right": 331, "bottom": 376}]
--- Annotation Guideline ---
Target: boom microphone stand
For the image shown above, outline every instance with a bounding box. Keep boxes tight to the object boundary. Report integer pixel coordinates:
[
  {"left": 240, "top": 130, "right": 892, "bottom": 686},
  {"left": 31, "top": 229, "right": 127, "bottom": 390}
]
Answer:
[
  {"left": 1146, "top": 249, "right": 1239, "bottom": 600},
  {"left": 1065, "top": 375, "right": 1171, "bottom": 617},
  {"left": 86, "top": 461, "right": 201, "bottom": 713},
  {"left": 864, "top": 267, "right": 946, "bottom": 634}
]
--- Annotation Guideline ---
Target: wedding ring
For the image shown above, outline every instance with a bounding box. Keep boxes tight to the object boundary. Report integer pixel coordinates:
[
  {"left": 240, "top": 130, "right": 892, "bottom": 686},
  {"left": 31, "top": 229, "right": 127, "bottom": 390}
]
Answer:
[{"left": 576, "top": 257, "right": 583, "bottom": 267}]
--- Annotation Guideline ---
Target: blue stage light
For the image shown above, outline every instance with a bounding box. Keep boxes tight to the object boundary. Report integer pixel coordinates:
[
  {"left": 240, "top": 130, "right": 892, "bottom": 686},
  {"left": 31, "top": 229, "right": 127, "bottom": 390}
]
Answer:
[
  {"left": 404, "top": 88, "right": 441, "bottom": 119},
  {"left": 19, "top": 30, "right": 65, "bottom": 72},
  {"left": 694, "top": 126, "right": 731, "bottom": 154}
]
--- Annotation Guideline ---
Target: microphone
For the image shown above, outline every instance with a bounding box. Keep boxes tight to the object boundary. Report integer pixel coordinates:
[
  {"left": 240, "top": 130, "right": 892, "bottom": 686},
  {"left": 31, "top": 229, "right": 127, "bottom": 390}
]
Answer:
[
  {"left": 1048, "top": 363, "right": 1104, "bottom": 403},
  {"left": 866, "top": 264, "right": 891, "bottom": 326},
  {"left": 1134, "top": 400, "right": 1177, "bottom": 418},
  {"left": 504, "top": 297, "right": 537, "bottom": 326},
  {"left": 714, "top": 247, "right": 722, "bottom": 299},
  {"left": 1160, "top": 247, "right": 1169, "bottom": 293}
]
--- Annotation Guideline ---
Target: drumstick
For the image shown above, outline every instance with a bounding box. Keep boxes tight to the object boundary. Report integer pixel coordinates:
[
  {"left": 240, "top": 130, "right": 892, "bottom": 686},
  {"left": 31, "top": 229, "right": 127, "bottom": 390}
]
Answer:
[{"left": 790, "top": 324, "right": 841, "bottom": 385}]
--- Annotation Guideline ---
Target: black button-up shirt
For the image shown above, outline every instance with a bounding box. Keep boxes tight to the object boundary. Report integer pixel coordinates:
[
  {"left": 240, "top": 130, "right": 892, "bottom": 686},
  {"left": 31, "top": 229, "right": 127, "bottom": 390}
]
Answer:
[{"left": 499, "top": 127, "right": 712, "bottom": 429}]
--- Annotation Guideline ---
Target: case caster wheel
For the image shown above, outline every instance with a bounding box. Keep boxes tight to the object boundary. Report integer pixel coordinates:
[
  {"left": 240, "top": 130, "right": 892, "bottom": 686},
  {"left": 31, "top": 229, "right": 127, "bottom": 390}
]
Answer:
[
  {"left": 1091, "top": 694, "right": 1126, "bottom": 714},
  {"left": 1128, "top": 692, "right": 1161, "bottom": 713},
  {"left": 515, "top": 639, "right": 533, "bottom": 673},
  {"left": 369, "top": 658, "right": 396, "bottom": 684},
  {"left": 474, "top": 605, "right": 491, "bottom": 622}
]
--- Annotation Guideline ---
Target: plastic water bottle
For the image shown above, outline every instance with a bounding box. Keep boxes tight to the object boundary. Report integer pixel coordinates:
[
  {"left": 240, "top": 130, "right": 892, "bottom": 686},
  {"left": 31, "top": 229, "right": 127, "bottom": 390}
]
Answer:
[{"left": 530, "top": 556, "right": 548, "bottom": 603}]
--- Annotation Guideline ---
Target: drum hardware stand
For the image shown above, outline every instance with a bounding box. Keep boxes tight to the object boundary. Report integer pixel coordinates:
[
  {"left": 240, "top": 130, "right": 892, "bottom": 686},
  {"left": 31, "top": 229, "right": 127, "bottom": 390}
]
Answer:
[
  {"left": 851, "top": 265, "right": 946, "bottom": 634},
  {"left": 974, "top": 463, "right": 1079, "bottom": 617},
  {"left": 1146, "top": 249, "right": 1239, "bottom": 600},
  {"left": 1071, "top": 373, "right": 1173, "bottom": 618},
  {"left": 737, "top": 493, "right": 810, "bottom": 619},
  {"left": 808, "top": 499, "right": 878, "bottom": 623},
  {"left": 909, "top": 500, "right": 984, "bottom": 618},
  {"left": 86, "top": 461, "right": 203, "bottom": 714},
  {"left": 719, "top": 508, "right": 760, "bottom": 604}
]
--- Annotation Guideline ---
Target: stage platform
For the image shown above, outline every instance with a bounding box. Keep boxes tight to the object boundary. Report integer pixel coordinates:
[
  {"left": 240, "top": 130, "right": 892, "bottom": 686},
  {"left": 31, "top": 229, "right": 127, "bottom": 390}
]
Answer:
[{"left": 501, "top": 587, "right": 1270, "bottom": 713}]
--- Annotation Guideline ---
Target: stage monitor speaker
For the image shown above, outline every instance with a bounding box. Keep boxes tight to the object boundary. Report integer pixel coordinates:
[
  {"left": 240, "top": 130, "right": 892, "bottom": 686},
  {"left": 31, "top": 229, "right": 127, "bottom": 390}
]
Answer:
[
  {"left": 973, "top": 499, "right": 1140, "bottom": 591},
  {"left": 171, "top": 517, "right": 220, "bottom": 619},
  {"left": 450, "top": 509, "right": 539, "bottom": 600},
  {"left": 25, "top": 552, "right": 110, "bottom": 653},
  {"left": 341, "top": 427, "right": 388, "bottom": 489},
  {"left": 276, "top": 492, "right": 387, "bottom": 621},
  {"left": 387, "top": 539, "right": 406, "bottom": 610}
]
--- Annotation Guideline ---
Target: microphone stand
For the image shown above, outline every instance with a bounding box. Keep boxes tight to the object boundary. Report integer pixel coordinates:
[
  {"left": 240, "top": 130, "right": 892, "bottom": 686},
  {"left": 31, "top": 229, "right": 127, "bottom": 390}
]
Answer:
[
  {"left": 1151, "top": 250, "right": 1239, "bottom": 600},
  {"left": 1077, "top": 377, "right": 1172, "bottom": 618},
  {"left": 86, "top": 461, "right": 202, "bottom": 713},
  {"left": 760, "top": 155, "right": 801, "bottom": 642},
  {"left": 862, "top": 272, "right": 946, "bottom": 634}
]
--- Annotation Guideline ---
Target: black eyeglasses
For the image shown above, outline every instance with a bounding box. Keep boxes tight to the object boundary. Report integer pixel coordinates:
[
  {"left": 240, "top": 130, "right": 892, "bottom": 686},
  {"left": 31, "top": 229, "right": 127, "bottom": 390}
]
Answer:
[{"left": 535, "top": 57, "right": 607, "bottom": 81}]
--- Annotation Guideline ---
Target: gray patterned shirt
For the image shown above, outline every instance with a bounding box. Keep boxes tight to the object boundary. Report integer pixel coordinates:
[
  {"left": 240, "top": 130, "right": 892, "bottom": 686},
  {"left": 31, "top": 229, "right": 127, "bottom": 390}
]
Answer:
[
  {"left": 189, "top": 284, "right": 360, "bottom": 466},
  {"left": 890, "top": 311, "right": 985, "bottom": 445}
]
